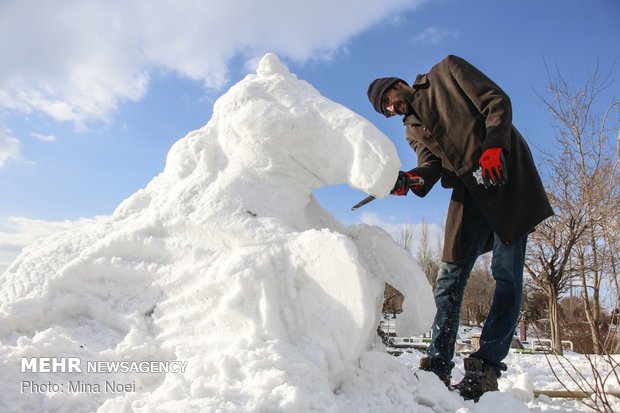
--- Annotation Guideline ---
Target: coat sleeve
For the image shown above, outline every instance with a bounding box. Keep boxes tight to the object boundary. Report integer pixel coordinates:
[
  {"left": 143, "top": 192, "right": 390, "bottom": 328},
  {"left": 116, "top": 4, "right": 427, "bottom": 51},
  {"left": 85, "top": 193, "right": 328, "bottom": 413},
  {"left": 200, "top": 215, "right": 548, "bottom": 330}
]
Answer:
[
  {"left": 445, "top": 55, "right": 513, "bottom": 152},
  {"left": 409, "top": 138, "right": 441, "bottom": 197}
]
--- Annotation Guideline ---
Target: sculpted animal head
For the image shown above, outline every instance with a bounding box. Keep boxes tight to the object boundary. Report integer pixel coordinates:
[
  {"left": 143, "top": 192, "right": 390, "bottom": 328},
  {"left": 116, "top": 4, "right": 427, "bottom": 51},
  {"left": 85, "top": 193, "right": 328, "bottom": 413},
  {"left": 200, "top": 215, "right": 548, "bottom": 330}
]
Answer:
[{"left": 163, "top": 53, "right": 399, "bottom": 198}]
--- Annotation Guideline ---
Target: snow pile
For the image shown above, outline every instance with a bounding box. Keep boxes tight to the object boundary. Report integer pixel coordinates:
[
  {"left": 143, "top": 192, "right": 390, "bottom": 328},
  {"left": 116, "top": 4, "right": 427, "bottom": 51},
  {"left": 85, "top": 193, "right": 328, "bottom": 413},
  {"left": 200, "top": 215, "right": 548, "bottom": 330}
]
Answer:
[{"left": 0, "top": 54, "right": 436, "bottom": 412}]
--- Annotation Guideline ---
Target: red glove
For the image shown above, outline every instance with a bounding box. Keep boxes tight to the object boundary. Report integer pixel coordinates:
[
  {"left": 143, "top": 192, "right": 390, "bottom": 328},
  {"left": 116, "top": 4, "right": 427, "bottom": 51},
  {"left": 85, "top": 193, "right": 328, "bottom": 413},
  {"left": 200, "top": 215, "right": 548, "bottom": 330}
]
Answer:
[
  {"left": 391, "top": 170, "right": 424, "bottom": 196},
  {"left": 479, "top": 147, "right": 507, "bottom": 188}
]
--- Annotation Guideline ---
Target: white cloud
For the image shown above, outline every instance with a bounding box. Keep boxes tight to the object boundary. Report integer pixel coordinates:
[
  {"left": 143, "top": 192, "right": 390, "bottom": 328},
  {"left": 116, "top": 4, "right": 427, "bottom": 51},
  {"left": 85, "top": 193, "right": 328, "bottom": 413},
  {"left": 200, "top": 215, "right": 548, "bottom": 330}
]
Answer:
[
  {"left": 357, "top": 211, "right": 443, "bottom": 256},
  {"left": 0, "top": 216, "right": 97, "bottom": 273},
  {"left": 31, "top": 132, "right": 57, "bottom": 143},
  {"left": 0, "top": 0, "right": 425, "bottom": 127},
  {"left": 0, "top": 216, "right": 96, "bottom": 249},
  {"left": 0, "top": 123, "right": 21, "bottom": 167},
  {"left": 411, "top": 26, "right": 457, "bottom": 45}
]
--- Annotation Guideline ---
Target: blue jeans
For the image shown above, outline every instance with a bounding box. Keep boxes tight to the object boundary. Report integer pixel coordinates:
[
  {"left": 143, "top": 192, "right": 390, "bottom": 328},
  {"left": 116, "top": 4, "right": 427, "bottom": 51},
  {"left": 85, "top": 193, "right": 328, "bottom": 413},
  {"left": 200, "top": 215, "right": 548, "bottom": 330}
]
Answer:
[{"left": 426, "top": 192, "right": 528, "bottom": 377}]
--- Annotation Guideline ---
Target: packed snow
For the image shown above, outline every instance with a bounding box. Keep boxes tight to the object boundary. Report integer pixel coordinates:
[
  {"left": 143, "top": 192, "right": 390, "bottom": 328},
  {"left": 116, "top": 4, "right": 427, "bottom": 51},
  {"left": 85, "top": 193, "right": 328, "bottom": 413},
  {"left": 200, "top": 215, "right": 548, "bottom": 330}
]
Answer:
[{"left": 0, "top": 53, "right": 617, "bottom": 412}]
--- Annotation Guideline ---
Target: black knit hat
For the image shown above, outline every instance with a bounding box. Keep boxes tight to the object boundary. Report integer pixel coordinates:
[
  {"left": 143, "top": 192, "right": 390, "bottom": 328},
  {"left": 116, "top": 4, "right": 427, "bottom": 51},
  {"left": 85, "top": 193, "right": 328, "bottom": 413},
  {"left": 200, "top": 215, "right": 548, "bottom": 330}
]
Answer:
[{"left": 367, "top": 77, "right": 406, "bottom": 116}]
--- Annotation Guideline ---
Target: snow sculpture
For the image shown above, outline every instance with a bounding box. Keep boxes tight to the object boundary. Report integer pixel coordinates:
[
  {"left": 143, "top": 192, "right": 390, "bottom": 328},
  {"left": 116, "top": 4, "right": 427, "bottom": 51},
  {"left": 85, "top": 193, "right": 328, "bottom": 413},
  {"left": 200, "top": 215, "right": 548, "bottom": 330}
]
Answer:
[{"left": 0, "top": 53, "right": 434, "bottom": 412}]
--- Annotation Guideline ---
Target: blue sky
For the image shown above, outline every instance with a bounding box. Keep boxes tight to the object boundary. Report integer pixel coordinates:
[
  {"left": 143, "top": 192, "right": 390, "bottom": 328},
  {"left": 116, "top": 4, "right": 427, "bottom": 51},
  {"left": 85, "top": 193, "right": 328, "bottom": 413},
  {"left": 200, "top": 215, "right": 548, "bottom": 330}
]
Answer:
[{"left": 0, "top": 0, "right": 618, "bottom": 269}]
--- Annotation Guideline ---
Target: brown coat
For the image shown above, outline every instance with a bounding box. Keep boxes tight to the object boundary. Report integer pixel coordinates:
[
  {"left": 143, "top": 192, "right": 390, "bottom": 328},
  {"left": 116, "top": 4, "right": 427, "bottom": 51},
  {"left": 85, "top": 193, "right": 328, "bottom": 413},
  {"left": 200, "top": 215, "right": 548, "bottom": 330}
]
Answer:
[{"left": 404, "top": 55, "right": 553, "bottom": 262}]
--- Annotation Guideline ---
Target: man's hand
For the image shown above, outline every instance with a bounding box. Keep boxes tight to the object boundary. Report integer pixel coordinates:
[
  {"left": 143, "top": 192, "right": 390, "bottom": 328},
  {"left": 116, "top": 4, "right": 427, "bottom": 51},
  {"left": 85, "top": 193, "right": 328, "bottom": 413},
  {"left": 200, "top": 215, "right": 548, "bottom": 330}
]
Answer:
[
  {"left": 479, "top": 147, "right": 507, "bottom": 188},
  {"left": 391, "top": 170, "right": 424, "bottom": 196}
]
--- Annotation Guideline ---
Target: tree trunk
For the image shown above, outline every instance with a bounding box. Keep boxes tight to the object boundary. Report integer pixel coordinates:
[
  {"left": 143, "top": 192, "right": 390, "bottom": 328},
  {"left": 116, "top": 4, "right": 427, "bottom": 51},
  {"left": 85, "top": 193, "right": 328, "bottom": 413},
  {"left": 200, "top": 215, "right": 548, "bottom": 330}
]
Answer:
[
  {"left": 579, "top": 252, "right": 605, "bottom": 354},
  {"left": 548, "top": 288, "right": 563, "bottom": 355},
  {"left": 588, "top": 224, "right": 604, "bottom": 352}
]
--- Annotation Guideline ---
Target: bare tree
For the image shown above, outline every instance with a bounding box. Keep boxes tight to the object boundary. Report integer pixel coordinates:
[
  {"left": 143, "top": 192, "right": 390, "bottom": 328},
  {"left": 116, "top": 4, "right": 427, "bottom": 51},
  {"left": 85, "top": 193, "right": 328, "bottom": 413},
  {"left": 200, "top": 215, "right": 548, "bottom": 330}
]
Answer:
[
  {"left": 461, "top": 255, "right": 494, "bottom": 326},
  {"left": 416, "top": 220, "right": 440, "bottom": 289},
  {"left": 534, "top": 61, "right": 620, "bottom": 355},
  {"left": 522, "top": 281, "right": 549, "bottom": 327},
  {"left": 397, "top": 224, "right": 414, "bottom": 254},
  {"left": 528, "top": 62, "right": 620, "bottom": 412},
  {"left": 525, "top": 213, "right": 585, "bottom": 354},
  {"left": 382, "top": 283, "right": 404, "bottom": 315}
]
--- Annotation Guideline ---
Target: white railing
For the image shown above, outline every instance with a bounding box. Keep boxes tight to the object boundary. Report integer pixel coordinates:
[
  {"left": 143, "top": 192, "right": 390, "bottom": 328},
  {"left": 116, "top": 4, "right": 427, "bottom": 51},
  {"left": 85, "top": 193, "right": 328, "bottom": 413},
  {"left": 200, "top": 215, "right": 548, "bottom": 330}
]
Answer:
[{"left": 529, "top": 338, "right": 574, "bottom": 352}]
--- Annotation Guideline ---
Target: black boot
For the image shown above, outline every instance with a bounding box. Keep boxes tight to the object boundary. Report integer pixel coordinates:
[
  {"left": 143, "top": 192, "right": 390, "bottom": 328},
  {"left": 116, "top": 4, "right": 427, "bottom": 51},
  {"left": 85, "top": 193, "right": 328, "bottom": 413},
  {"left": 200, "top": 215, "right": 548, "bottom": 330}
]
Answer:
[
  {"left": 454, "top": 357, "right": 499, "bottom": 401},
  {"left": 419, "top": 356, "right": 451, "bottom": 386}
]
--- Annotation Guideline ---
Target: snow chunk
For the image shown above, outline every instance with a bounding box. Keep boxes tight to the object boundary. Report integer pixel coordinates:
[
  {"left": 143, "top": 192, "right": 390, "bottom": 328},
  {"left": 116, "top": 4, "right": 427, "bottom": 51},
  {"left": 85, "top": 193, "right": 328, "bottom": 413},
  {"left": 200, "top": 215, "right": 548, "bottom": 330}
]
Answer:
[
  {"left": 500, "top": 372, "right": 534, "bottom": 402},
  {"left": 256, "top": 52, "right": 291, "bottom": 77}
]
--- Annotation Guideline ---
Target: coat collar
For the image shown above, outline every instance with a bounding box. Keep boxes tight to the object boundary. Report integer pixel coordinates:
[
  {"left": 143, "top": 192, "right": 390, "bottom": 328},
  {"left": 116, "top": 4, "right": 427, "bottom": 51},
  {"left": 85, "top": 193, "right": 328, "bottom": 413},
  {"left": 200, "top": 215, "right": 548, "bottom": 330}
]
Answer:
[{"left": 412, "top": 73, "right": 429, "bottom": 88}]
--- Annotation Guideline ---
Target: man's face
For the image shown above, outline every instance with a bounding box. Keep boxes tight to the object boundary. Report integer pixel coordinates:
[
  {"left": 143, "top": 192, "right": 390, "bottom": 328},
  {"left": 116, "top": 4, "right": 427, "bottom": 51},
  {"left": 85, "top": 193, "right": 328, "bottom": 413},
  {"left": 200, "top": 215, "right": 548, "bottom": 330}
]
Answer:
[{"left": 381, "top": 82, "right": 411, "bottom": 117}]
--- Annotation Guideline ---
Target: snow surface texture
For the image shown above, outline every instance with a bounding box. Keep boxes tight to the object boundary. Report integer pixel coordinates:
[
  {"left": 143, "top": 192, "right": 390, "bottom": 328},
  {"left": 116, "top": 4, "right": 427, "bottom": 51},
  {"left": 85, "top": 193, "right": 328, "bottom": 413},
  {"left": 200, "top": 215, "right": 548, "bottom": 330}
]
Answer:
[{"left": 0, "top": 53, "right": 437, "bottom": 412}]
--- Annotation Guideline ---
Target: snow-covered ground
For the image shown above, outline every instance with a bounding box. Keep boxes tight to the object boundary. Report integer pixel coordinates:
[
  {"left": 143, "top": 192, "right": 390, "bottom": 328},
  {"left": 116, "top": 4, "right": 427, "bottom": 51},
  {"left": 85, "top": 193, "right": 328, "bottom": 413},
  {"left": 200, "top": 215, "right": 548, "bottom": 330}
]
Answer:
[
  {"left": 397, "top": 350, "right": 620, "bottom": 413},
  {"left": 0, "top": 53, "right": 617, "bottom": 412}
]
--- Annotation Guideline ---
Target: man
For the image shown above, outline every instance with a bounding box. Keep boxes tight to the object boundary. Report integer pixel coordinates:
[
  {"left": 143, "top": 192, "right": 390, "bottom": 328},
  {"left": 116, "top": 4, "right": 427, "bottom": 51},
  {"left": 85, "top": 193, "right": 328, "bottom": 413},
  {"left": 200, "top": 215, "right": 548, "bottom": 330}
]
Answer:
[{"left": 367, "top": 55, "right": 553, "bottom": 401}]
